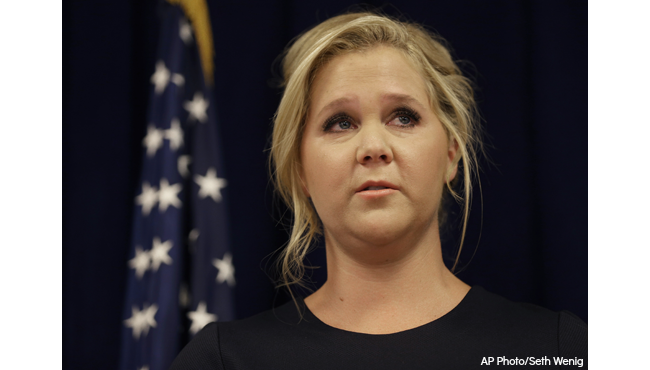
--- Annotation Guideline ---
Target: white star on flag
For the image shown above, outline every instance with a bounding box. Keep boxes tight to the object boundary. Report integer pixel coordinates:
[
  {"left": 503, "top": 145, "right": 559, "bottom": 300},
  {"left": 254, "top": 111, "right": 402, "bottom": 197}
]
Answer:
[
  {"left": 165, "top": 118, "right": 184, "bottom": 150},
  {"left": 188, "top": 228, "right": 200, "bottom": 254},
  {"left": 179, "top": 17, "right": 193, "bottom": 44},
  {"left": 124, "top": 303, "right": 158, "bottom": 340},
  {"left": 188, "top": 228, "right": 200, "bottom": 243},
  {"left": 184, "top": 92, "right": 209, "bottom": 123},
  {"left": 171, "top": 73, "right": 185, "bottom": 87},
  {"left": 150, "top": 60, "right": 170, "bottom": 94},
  {"left": 194, "top": 167, "right": 227, "bottom": 202},
  {"left": 150, "top": 237, "right": 173, "bottom": 271},
  {"left": 128, "top": 246, "right": 150, "bottom": 280},
  {"left": 187, "top": 301, "right": 217, "bottom": 335},
  {"left": 177, "top": 155, "right": 192, "bottom": 178},
  {"left": 179, "top": 282, "right": 191, "bottom": 309},
  {"left": 158, "top": 178, "right": 182, "bottom": 212},
  {"left": 143, "top": 124, "right": 164, "bottom": 158},
  {"left": 213, "top": 252, "right": 235, "bottom": 286},
  {"left": 135, "top": 182, "right": 158, "bottom": 216}
]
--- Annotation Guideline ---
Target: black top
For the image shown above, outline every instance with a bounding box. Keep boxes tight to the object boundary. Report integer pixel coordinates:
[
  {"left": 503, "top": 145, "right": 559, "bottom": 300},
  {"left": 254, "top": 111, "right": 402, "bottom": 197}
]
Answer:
[{"left": 170, "top": 286, "right": 587, "bottom": 369}]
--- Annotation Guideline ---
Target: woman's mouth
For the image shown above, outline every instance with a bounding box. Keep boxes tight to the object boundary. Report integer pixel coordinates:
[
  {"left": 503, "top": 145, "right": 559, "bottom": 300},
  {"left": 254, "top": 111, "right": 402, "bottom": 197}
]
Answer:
[
  {"left": 363, "top": 186, "right": 389, "bottom": 191},
  {"left": 355, "top": 181, "right": 399, "bottom": 199}
]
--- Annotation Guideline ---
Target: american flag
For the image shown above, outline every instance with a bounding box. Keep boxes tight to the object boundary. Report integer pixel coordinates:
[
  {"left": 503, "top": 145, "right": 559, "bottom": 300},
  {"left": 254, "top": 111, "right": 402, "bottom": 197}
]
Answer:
[{"left": 119, "top": 2, "right": 235, "bottom": 369}]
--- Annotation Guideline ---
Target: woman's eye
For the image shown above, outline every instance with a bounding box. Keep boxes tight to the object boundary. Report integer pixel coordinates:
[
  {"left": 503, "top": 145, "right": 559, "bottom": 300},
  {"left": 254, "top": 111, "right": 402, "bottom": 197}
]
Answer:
[
  {"left": 337, "top": 120, "right": 352, "bottom": 130},
  {"left": 397, "top": 116, "right": 411, "bottom": 125},
  {"left": 389, "top": 108, "right": 420, "bottom": 128},
  {"left": 323, "top": 115, "right": 355, "bottom": 132},
  {"left": 390, "top": 114, "right": 416, "bottom": 128}
]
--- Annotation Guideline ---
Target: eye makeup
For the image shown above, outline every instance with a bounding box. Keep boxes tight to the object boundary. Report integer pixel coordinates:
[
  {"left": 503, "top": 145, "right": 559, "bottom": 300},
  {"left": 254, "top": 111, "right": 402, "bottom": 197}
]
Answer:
[
  {"left": 322, "top": 113, "right": 354, "bottom": 132},
  {"left": 390, "top": 106, "right": 421, "bottom": 127},
  {"left": 321, "top": 105, "right": 423, "bottom": 132}
]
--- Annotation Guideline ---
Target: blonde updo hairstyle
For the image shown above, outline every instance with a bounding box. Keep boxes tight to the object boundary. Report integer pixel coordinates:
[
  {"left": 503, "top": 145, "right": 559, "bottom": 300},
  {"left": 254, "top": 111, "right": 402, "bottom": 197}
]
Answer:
[{"left": 270, "top": 11, "right": 481, "bottom": 292}]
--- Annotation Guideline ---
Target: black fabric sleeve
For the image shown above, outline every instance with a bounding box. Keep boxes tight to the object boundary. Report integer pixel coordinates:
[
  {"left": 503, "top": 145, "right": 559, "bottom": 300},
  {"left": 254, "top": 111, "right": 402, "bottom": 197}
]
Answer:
[
  {"left": 557, "top": 311, "right": 588, "bottom": 369},
  {"left": 169, "top": 323, "right": 224, "bottom": 370}
]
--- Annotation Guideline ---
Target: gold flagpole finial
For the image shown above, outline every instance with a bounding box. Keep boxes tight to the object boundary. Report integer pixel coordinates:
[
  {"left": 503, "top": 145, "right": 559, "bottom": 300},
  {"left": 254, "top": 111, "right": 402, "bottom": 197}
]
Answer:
[{"left": 167, "top": 0, "right": 215, "bottom": 85}]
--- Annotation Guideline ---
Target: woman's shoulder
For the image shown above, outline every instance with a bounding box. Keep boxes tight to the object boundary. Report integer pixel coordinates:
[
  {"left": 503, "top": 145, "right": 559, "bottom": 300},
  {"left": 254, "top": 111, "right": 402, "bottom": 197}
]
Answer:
[
  {"left": 456, "top": 286, "right": 587, "bottom": 360},
  {"left": 463, "top": 286, "right": 587, "bottom": 329},
  {"left": 169, "top": 299, "right": 306, "bottom": 370},
  {"left": 168, "top": 321, "right": 222, "bottom": 370}
]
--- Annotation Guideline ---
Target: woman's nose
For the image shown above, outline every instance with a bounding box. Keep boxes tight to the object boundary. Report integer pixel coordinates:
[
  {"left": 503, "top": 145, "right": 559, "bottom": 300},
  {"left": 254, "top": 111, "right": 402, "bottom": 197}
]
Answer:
[{"left": 356, "top": 124, "right": 394, "bottom": 165}]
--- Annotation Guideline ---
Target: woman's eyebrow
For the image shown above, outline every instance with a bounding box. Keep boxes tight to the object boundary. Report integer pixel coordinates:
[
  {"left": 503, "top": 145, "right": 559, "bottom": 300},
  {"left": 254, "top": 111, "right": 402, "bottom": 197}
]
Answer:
[
  {"left": 380, "top": 93, "right": 426, "bottom": 110},
  {"left": 315, "top": 93, "right": 425, "bottom": 120},
  {"left": 316, "top": 96, "right": 356, "bottom": 118}
]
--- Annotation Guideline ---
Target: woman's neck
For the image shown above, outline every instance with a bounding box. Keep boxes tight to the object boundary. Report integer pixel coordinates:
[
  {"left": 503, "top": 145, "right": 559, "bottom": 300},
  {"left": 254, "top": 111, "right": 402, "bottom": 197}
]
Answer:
[{"left": 304, "top": 225, "right": 470, "bottom": 334}]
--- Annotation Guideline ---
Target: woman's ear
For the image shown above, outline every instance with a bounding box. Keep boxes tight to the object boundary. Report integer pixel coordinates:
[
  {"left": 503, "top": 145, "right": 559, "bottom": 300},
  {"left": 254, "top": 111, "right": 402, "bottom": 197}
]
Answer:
[{"left": 446, "top": 137, "right": 460, "bottom": 183}]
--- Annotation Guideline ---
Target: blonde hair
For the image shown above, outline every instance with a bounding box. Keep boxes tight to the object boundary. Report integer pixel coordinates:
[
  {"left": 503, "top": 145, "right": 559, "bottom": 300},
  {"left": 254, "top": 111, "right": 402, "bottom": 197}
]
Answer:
[{"left": 270, "top": 11, "right": 481, "bottom": 292}]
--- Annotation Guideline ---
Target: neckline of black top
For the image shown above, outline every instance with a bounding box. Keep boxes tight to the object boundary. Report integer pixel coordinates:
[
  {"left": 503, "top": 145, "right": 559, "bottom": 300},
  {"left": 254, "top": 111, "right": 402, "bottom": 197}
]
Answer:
[{"left": 292, "top": 285, "right": 481, "bottom": 337}]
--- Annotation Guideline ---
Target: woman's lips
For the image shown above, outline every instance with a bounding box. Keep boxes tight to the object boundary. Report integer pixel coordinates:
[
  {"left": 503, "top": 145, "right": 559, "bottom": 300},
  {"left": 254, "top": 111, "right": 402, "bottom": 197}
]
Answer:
[
  {"left": 355, "top": 180, "right": 399, "bottom": 193},
  {"left": 355, "top": 188, "right": 398, "bottom": 199}
]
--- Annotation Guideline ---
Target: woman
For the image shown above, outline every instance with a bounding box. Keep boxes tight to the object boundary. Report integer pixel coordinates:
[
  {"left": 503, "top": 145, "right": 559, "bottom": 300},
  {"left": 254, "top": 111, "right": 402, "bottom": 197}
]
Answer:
[{"left": 171, "top": 12, "right": 587, "bottom": 369}]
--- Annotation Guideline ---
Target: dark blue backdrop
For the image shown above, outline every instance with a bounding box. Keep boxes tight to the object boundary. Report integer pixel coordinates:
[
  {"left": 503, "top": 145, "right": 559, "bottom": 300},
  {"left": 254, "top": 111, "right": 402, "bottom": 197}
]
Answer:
[{"left": 63, "top": 1, "right": 587, "bottom": 368}]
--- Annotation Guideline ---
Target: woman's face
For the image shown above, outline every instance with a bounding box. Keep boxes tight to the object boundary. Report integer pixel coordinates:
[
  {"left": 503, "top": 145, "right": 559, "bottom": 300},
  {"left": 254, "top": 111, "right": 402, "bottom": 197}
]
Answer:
[{"left": 300, "top": 45, "right": 457, "bottom": 250}]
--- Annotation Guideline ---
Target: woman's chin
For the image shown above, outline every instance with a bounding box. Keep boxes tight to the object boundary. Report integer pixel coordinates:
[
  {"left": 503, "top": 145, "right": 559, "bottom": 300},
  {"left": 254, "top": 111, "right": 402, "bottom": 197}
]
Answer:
[
  {"left": 347, "top": 218, "right": 419, "bottom": 247},
  {"left": 322, "top": 208, "right": 435, "bottom": 251}
]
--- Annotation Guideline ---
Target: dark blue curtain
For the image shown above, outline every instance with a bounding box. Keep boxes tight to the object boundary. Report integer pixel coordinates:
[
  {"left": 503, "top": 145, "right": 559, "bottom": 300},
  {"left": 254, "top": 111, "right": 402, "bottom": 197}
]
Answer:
[{"left": 63, "top": 1, "right": 587, "bottom": 368}]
